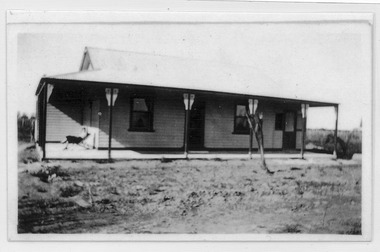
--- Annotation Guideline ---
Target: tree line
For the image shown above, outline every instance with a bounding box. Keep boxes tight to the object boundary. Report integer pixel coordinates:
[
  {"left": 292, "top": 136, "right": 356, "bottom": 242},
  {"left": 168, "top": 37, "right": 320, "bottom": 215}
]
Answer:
[{"left": 18, "top": 112, "right": 35, "bottom": 143}]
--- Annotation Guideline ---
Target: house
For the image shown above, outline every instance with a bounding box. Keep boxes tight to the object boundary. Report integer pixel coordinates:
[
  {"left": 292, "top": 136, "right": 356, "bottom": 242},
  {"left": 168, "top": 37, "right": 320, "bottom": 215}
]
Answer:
[{"left": 35, "top": 47, "right": 339, "bottom": 159}]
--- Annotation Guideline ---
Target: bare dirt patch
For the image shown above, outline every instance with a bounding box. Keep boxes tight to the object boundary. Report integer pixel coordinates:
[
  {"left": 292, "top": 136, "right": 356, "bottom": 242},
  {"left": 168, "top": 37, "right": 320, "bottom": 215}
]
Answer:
[{"left": 18, "top": 158, "right": 361, "bottom": 234}]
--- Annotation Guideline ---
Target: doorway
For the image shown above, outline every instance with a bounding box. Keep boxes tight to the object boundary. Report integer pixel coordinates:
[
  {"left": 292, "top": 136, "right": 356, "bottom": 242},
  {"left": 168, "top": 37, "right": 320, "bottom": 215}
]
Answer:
[
  {"left": 283, "top": 111, "right": 297, "bottom": 149},
  {"left": 188, "top": 101, "right": 205, "bottom": 150}
]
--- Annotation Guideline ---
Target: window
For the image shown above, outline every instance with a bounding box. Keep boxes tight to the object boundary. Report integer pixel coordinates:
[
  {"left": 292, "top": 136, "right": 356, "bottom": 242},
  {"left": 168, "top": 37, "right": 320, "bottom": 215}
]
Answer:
[
  {"left": 234, "top": 104, "right": 250, "bottom": 134},
  {"left": 129, "top": 97, "right": 154, "bottom": 132},
  {"left": 275, "top": 113, "right": 284, "bottom": 131}
]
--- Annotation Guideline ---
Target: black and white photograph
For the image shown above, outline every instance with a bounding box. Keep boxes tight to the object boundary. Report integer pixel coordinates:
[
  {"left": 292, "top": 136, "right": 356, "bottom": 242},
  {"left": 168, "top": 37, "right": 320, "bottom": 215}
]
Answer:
[{"left": 4, "top": 2, "right": 377, "bottom": 246}]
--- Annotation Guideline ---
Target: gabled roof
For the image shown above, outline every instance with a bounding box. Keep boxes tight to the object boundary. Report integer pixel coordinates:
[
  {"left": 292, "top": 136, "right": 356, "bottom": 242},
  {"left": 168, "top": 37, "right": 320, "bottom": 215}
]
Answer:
[{"left": 38, "top": 47, "right": 337, "bottom": 106}]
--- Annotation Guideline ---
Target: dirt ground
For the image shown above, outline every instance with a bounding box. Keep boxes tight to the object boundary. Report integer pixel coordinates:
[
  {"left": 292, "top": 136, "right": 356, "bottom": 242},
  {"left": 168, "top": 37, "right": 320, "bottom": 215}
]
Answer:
[{"left": 18, "top": 157, "right": 361, "bottom": 234}]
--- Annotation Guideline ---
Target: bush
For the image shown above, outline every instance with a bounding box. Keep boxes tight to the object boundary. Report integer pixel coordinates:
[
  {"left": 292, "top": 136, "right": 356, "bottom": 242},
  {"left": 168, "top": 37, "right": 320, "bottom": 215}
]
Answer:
[
  {"left": 306, "top": 129, "right": 362, "bottom": 159},
  {"left": 18, "top": 144, "right": 40, "bottom": 164}
]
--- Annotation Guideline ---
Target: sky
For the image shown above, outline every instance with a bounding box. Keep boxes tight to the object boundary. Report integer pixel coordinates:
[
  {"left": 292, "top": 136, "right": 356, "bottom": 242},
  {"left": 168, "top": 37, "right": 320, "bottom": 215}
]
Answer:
[{"left": 9, "top": 15, "right": 372, "bottom": 130}]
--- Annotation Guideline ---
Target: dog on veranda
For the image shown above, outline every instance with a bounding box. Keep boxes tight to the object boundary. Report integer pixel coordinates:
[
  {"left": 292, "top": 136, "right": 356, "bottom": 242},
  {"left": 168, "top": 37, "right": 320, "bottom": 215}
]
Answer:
[{"left": 62, "top": 127, "right": 91, "bottom": 150}]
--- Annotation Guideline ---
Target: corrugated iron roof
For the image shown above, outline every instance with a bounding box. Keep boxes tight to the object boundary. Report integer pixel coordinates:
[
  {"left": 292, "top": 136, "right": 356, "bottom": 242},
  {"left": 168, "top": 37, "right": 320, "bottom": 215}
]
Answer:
[{"left": 42, "top": 47, "right": 337, "bottom": 105}]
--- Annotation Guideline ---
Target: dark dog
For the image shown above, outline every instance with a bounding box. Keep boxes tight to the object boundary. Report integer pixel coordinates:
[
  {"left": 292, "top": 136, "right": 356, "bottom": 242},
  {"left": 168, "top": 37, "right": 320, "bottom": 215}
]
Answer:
[{"left": 62, "top": 128, "right": 91, "bottom": 150}]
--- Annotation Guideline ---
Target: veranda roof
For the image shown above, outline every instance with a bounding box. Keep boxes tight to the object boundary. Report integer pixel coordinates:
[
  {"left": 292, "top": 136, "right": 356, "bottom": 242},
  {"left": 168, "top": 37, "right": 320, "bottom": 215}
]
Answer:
[{"left": 38, "top": 47, "right": 337, "bottom": 106}]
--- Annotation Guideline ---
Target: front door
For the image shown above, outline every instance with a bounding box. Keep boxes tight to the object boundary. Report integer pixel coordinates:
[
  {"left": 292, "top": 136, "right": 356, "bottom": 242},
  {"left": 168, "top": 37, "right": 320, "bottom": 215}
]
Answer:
[
  {"left": 188, "top": 101, "right": 205, "bottom": 150},
  {"left": 283, "top": 111, "right": 297, "bottom": 149}
]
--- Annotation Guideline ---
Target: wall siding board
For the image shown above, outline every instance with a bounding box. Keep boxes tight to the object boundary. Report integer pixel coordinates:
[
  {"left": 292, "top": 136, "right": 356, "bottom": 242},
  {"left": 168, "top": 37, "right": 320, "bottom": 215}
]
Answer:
[
  {"left": 98, "top": 91, "right": 185, "bottom": 148},
  {"left": 296, "top": 131, "right": 302, "bottom": 149},
  {"left": 204, "top": 99, "right": 280, "bottom": 149},
  {"left": 296, "top": 113, "right": 303, "bottom": 149},
  {"left": 46, "top": 102, "right": 83, "bottom": 141}
]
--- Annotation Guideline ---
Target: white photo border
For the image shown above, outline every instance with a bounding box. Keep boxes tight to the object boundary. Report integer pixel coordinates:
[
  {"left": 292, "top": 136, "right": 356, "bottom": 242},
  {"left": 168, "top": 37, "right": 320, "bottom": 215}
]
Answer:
[{"left": 6, "top": 10, "right": 374, "bottom": 242}]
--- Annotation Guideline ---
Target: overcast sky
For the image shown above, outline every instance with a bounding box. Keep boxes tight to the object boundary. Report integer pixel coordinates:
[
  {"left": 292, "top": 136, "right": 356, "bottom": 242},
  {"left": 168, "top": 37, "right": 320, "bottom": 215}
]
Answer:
[{"left": 9, "top": 15, "right": 372, "bottom": 130}]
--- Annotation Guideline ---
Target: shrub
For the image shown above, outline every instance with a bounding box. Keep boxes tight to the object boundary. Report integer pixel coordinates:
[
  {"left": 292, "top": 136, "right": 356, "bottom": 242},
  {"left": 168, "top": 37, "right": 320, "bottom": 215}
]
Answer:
[
  {"left": 18, "top": 144, "right": 40, "bottom": 164},
  {"left": 306, "top": 129, "right": 362, "bottom": 159}
]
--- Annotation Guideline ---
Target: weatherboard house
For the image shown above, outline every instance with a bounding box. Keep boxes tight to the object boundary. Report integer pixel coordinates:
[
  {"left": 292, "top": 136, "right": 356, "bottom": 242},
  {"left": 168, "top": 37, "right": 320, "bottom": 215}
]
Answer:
[{"left": 35, "top": 47, "right": 339, "bottom": 159}]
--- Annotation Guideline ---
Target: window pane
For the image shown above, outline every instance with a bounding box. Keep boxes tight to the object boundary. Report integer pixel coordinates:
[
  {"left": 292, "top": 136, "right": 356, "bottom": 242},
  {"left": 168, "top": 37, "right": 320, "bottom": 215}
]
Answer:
[
  {"left": 236, "top": 105, "right": 247, "bottom": 116},
  {"left": 133, "top": 98, "right": 149, "bottom": 111},
  {"left": 131, "top": 112, "right": 149, "bottom": 129},
  {"left": 235, "top": 117, "right": 249, "bottom": 132}
]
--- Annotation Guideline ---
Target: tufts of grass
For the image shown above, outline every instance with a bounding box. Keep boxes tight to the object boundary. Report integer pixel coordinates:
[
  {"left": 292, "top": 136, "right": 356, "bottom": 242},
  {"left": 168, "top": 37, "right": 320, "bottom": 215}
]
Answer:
[
  {"left": 29, "top": 165, "right": 69, "bottom": 183},
  {"left": 275, "top": 224, "right": 302, "bottom": 234},
  {"left": 60, "top": 184, "right": 83, "bottom": 198},
  {"left": 340, "top": 219, "right": 361, "bottom": 235}
]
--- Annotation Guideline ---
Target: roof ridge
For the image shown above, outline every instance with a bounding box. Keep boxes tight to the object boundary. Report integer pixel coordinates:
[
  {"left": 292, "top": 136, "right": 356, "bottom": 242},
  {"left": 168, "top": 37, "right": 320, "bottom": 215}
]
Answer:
[
  {"left": 45, "top": 69, "right": 101, "bottom": 78},
  {"left": 84, "top": 46, "right": 267, "bottom": 72}
]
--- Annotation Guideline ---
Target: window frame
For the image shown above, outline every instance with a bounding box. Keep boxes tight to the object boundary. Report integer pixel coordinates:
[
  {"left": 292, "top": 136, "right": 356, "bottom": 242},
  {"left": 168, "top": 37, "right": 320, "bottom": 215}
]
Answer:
[
  {"left": 128, "top": 96, "right": 155, "bottom": 132},
  {"left": 233, "top": 102, "right": 250, "bottom": 135}
]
